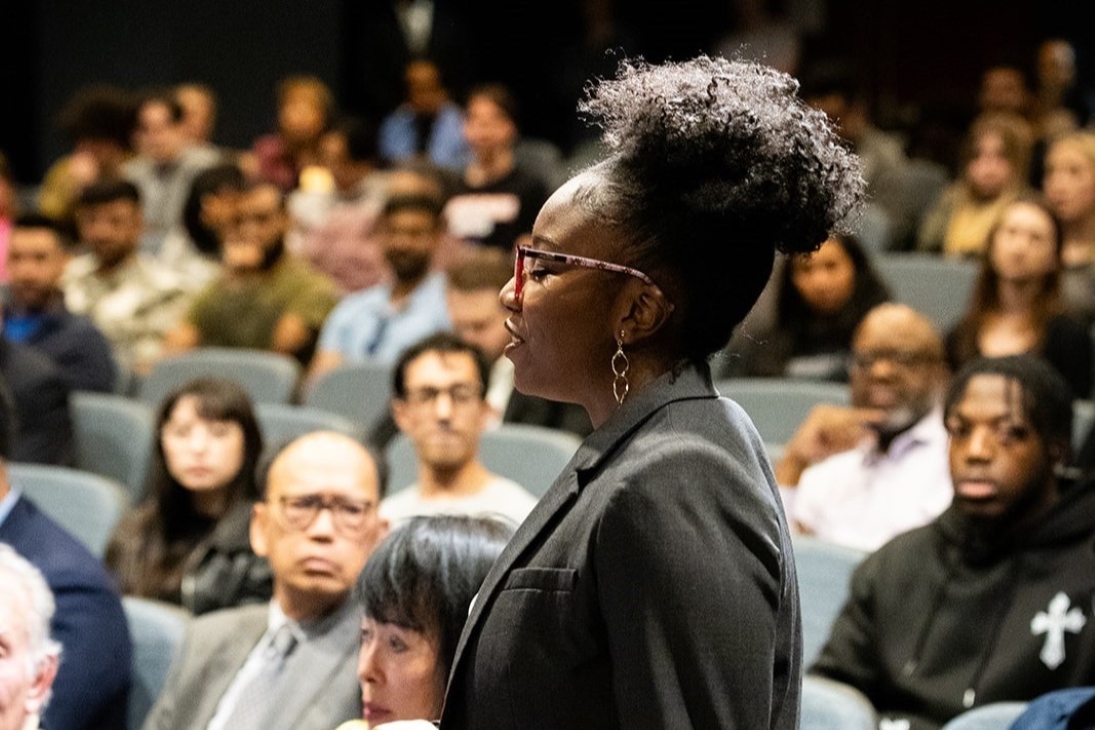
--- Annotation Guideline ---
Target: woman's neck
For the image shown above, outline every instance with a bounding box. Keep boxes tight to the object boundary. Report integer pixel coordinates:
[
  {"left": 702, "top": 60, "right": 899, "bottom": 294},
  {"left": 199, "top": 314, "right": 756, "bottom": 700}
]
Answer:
[{"left": 996, "top": 277, "right": 1042, "bottom": 314}]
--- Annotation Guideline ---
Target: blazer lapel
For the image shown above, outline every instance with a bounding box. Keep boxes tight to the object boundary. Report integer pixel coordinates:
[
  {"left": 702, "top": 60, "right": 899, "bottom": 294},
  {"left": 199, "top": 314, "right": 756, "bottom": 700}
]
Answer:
[{"left": 192, "top": 609, "right": 268, "bottom": 727}]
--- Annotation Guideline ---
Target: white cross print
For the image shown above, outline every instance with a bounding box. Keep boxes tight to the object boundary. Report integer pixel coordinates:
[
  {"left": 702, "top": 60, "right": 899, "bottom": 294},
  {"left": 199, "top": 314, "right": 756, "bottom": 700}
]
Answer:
[{"left": 1031, "top": 592, "right": 1087, "bottom": 670}]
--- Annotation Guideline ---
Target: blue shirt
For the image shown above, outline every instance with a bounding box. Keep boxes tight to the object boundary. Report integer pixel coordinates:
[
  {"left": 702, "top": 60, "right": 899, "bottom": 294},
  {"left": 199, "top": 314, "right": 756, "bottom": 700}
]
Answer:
[{"left": 317, "top": 272, "right": 451, "bottom": 364}]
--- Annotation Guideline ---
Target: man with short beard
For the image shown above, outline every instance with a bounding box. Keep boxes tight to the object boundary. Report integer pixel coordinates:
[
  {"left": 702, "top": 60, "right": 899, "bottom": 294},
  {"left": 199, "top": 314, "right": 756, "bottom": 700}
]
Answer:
[
  {"left": 164, "top": 181, "right": 338, "bottom": 365},
  {"left": 308, "top": 193, "right": 451, "bottom": 378},
  {"left": 778, "top": 302, "right": 954, "bottom": 552}
]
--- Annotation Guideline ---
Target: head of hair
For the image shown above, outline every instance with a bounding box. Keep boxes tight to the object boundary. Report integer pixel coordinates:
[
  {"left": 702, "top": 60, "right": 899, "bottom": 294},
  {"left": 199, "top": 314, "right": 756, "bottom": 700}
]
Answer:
[
  {"left": 382, "top": 192, "right": 444, "bottom": 222},
  {"left": 147, "top": 377, "right": 264, "bottom": 534},
  {"left": 255, "top": 432, "right": 390, "bottom": 501},
  {"left": 797, "top": 57, "right": 865, "bottom": 105},
  {"left": 953, "top": 193, "right": 1064, "bottom": 364},
  {"left": 574, "top": 55, "right": 865, "bottom": 363},
  {"left": 56, "top": 84, "right": 137, "bottom": 148},
  {"left": 0, "top": 544, "right": 62, "bottom": 678},
  {"left": 76, "top": 178, "right": 141, "bottom": 208},
  {"left": 329, "top": 115, "right": 380, "bottom": 164},
  {"left": 356, "top": 514, "right": 513, "bottom": 683},
  {"left": 392, "top": 332, "right": 491, "bottom": 400},
  {"left": 465, "top": 83, "right": 521, "bottom": 129},
  {"left": 276, "top": 75, "right": 335, "bottom": 120},
  {"left": 446, "top": 247, "right": 513, "bottom": 293},
  {"left": 944, "top": 354, "right": 1074, "bottom": 457},
  {"left": 182, "top": 162, "right": 247, "bottom": 257},
  {"left": 1047, "top": 130, "right": 1095, "bottom": 174},
  {"left": 12, "top": 213, "right": 77, "bottom": 252},
  {"left": 962, "top": 111, "right": 1034, "bottom": 183}
]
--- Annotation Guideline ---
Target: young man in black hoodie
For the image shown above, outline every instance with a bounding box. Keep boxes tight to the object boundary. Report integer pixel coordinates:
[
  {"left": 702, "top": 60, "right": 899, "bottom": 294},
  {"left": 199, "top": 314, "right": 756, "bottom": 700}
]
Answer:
[{"left": 810, "top": 354, "right": 1095, "bottom": 730}]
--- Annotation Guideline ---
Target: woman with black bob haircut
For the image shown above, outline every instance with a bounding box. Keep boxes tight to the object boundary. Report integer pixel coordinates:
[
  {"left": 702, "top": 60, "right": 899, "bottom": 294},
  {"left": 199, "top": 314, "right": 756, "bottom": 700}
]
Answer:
[
  {"left": 355, "top": 514, "right": 513, "bottom": 726},
  {"left": 105, "top": 376, "right": 271, "bottom": 614},
  {"left": 433, "top": 55, "right": 865, "bottom": 729}
]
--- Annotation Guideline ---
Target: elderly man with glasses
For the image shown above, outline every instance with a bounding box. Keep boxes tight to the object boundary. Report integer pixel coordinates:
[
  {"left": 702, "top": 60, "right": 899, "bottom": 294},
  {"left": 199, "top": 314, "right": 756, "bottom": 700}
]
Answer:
[
  {"left": 143, "top": 430, "right": 389, "bottom": 730},
  {"left": 380, "top": 331, "right": 538, "bottom": 530}
]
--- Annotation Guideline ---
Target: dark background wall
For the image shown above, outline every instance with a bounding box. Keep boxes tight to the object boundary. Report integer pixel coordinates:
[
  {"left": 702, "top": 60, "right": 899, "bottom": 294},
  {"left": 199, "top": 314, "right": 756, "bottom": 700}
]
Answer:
[{"left": 2, "top": 0, "right": 1092, "bottom": 186}]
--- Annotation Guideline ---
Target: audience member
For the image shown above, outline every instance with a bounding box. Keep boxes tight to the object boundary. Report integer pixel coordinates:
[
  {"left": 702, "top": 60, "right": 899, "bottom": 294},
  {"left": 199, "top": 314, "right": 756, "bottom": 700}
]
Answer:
[
  {"left": 105, "top": 377, "right": 272, "bottom": 615},
  {"left": 712, "top": 0, "right": 803, "bottom": 75},
  {"left": 378, "top": 58, "right": 469, "bottom": 173},
  {"left": 0, "top": 152, "right": 17, "bottom": 281},
  {"left": 381, "top": 333, "right": 539, "bottom": 528},
  {"left": 0, "top": 386, "right": 131, "bottom": 730},
  {"left": 293, "top": 115, "right": 392, "bottom": 295},
  {"left": 917, "top": 112, "right": 1035, "bottom": 257},
  {"left": 0, "top": 336, "right": 73, "bottom": 466},
  {"left": 62, "top": 179, "right": 192, "bottom": 375},
  {"left": 779, "top": 303, "right": 952, "bottom": 551},
  {"left": 356, "top": 514, "right": 513, "bottom": 726},
  {"left": 3, "top": 214, "right": 117, "bottom": 393},
  {"left": 165, "top": 180, "right": 338, "bottom": 365},
  {"left": 976, "top": 64, "right": 1032, "bottom": 120},
  {"left": 247, "top": 75, "right": 336, "bottom": 193},
  {"left": 309, "top": 192, "right": 452, "bottom": 376},
  {"left": 810, "top": 354, "right": 1095, "bottom": 730},
  {"left": 1043, "top": 131, "right": 1095, "bottom": 326},
  {"left": 730, "top": 233, "right": 891, "bottom": 381},
  {"left": 37, "top": 84, "right": 136, "bottom": 226},
  {"left": 175, "top": 82, "right": 220, "bottom": 152},
  {"left": 156, "top": 161, "right": 243, "bottom": 293},
  {"left": 1029, "top": 39, "right": 1088, "bottom": 188},
  {"left": 0, "top": 544, "right": 61, "bottom": 730},
  {"left": 443, "top": 83, "right": 549, "bottom": 252},
  {"left": 142, "top": 430, "right": 388, "bottom": 730},
  {"left": 123, "top": 89, "right": 223, "bottom": 252},
  {"left": 945, "top": 194, "right": 1093, "bottom": 399}
]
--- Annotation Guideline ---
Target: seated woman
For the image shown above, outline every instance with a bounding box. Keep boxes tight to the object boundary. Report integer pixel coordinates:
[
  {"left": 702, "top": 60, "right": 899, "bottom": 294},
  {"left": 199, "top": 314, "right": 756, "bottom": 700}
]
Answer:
[
  {"left": 355, "top": 514, "right": 513, "bottom": 726},
  {"left": 946, "top": 194, "right": 1093, "bottom": 399},
  {"left": 104, "top": 376, "right": 271, "bottom": 614},
  {"left": 1043, "top": 130, "right": 1095, "bottom": 326},
  {"left": 734, "top": 233, "right": 891, "bottom": 381}
]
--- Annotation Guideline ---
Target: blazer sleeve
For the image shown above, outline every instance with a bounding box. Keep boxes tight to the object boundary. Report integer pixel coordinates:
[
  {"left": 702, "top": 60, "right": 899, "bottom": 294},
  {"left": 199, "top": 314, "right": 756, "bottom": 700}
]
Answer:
[{"left": 593, "top": 446, "right": 789, "bottom": 728}]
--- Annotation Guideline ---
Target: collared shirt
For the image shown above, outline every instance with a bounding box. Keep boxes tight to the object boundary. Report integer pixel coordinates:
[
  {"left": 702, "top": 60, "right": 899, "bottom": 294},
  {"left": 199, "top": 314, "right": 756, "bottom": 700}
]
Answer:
[
  {"left": 317, "top": 272, "right": 451, "bottom": 365},
  {"left": 484, "top": 356, "right": 515, "bottom": 429},
  {"left": 0, "top": 487, "right": 21, "bottom": 530},
  {"left": 205, "top": 601, "right": 309, "bottom": 730},
  {"left": 793, "top": 408, "right": 953, "bottom": 552}
]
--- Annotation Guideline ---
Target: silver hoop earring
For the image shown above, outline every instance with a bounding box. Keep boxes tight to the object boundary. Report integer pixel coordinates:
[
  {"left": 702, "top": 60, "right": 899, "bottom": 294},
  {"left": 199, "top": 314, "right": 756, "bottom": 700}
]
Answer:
[{"left": 612, "top": 331, "right": 630, "bottom": 405}]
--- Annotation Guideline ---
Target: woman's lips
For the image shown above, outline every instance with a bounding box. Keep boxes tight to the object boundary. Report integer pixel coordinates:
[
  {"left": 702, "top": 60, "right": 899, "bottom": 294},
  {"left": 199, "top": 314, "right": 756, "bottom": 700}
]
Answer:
[{"left": 362, "top": 702, "right": 391, "bottom": 723}]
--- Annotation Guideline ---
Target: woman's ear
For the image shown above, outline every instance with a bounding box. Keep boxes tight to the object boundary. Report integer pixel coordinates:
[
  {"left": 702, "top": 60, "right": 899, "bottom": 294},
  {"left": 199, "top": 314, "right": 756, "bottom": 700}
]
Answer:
[{"left": 618, "top": 283, "right": 675, "bottom": 344}]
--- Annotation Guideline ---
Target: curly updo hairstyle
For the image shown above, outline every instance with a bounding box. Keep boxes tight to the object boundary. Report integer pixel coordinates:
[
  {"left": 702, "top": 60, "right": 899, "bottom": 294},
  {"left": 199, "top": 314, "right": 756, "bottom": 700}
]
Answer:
[{"left": 575, "top": 55, "right": 866, "bottom": 363}]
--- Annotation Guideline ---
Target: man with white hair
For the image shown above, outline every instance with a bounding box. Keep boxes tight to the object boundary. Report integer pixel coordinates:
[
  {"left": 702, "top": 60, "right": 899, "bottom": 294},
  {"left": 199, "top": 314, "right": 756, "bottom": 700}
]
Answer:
[{"left": 0, "top": 543, "right": 61, "bottom": 730}]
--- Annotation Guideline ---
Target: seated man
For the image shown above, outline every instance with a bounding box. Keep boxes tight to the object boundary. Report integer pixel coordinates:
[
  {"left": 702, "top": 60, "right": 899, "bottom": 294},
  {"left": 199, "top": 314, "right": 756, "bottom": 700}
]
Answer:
[
  {"left": 165, "top": 180, "right": 339, "bottom": 365},
  {"left": 778, "top": 303, "right": 953, "bottom": 551},
  {"left": 62, "top": 179, "right": 192, "bottom": 375},
  {"left": 810, "top": 354, "right": 1095, "bottom": 730},
  {"left": 143, "top": 430, "right": 388, "bottom": 730},
  {"left": 381, "top": 332, "right": 538, "bottom": 529},
  {"left": 0, "top": 544, "right": 62, "bottom": 730},
  {"left": 308, "top": 192, "right": 452, "bottom": 377},
  {"left": 0, "top": 386, "right": 131, "bottom": 729},
  {"left": 3, "top": 213, "right": 117, "bottom": 393}
]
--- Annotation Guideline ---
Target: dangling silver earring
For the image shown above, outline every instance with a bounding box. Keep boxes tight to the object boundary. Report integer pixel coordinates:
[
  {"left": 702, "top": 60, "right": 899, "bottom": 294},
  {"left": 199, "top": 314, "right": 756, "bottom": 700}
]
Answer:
[{"left": 612, "top": 331, "right": 630, "bottom": 405}]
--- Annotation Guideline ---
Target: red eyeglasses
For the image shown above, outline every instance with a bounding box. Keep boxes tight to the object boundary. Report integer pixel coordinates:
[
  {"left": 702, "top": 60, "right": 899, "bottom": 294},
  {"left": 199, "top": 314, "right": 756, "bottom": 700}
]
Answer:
[{"left": 513, "top": 245, "right": 659, "bottom": 300}]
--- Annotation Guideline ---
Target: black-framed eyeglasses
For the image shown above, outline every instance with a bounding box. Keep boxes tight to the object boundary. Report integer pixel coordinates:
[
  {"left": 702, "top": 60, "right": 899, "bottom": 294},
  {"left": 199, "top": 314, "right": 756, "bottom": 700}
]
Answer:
[
  {"left": 401, "top": 383, "right": 483, "bottom": 407},
  {"left": 513, "top": 245, "right": 660, "bottom": 300},
  {"left": 275, "top": 494, "right": 375, "bottom": 534}
]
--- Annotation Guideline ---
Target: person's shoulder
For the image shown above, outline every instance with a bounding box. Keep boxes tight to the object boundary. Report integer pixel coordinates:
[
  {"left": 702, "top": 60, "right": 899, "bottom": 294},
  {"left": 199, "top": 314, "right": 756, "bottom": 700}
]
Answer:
[
  {"left": 0, "top": 337, "right": 66, "bottom": 386},
  {"left": 189, "top": 602, "right": 268, "bottom": 638},
  {"left": 62, "top": 253, "right": 98, "bottom": 281},
  {"left": 484, "top": 475, "right": 538, "bottom": 504},
  {"left": 133, "top": 254, "right": 188, "bottom": 292}
]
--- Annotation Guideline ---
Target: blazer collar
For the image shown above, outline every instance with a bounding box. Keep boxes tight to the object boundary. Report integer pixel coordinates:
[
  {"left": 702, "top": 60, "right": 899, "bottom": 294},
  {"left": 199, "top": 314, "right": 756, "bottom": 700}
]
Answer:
[{"left": 445, "top": 361, "right": 716, "bottom": 695}]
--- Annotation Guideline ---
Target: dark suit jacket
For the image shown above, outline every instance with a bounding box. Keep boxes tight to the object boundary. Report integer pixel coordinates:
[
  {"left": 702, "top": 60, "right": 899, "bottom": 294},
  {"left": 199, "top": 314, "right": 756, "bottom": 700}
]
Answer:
[
  {"left": 0, "top": 494, "right": 131, "bottom": 730},
  {"left": 0, "top": 338, "right": 74, "bottom": 465},
  {"left": 142, "top": 599, "right": 362, "bottom": 730},
  {"left": 440, "top": 363, "right": 802, "bottom": 729}
]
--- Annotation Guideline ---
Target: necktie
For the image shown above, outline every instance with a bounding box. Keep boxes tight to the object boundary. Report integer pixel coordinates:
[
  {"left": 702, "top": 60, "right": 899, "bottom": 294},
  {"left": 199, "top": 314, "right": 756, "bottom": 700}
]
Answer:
[{"left": 220, "top": 624, "right": 298, "bottom": 730}]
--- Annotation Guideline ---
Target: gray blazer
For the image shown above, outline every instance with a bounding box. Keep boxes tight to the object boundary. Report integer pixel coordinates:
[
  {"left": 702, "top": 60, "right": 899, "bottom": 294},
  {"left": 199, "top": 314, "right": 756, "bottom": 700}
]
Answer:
[
  {"left": 441, "top": 363, "right": 802, "bottom": 729},
  {"left": 142, "top": 599, "right": 362, "bottom": 730}
]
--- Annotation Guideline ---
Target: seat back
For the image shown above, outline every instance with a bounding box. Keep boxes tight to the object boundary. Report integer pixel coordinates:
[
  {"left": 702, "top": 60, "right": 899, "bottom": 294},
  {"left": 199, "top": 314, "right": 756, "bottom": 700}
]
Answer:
[
  {"left": 255, "top": 402, "right": 367, "bottom": 448},
  {"left": 70, "top": 392, "right": 156, "bottom": 503},
  {"left": 1073, "top": 399, "right": 1094, "bottom": 454},
  {"left": 715, "top": 378, "right": 850, "bottom": 447},
  {"left": 301, "top": 359, "right": 394, "bottom": 433},
  {"left": 8, "top": 463, "right": 130, "bottom": 558},
  {"left": 138, "top": 347, "right": 302, "bottom": 406},
  {"left": 939, "top": 701, "right": 1029, "bottom": 729},
  {"left": 122, "top": 597, "right": 190, "bottom": 730},
  {"left": 873, "top": 253, "right": 980, "bottom": 332},
  {"left": 801, "top": 675, "right": 878, "bottom": 730},
  {"left": 792, "top": 533, "right": 868, "bottom": 667},
  {"left": 386, "top": 423, "right": 581, "bottom": 498}
]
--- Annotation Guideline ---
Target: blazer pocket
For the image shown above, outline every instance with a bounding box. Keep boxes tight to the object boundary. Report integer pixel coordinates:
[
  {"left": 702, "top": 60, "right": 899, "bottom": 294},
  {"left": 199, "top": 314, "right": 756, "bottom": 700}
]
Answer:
[{"left": 502, "top": 567, "right": 578, "bottom": 592}]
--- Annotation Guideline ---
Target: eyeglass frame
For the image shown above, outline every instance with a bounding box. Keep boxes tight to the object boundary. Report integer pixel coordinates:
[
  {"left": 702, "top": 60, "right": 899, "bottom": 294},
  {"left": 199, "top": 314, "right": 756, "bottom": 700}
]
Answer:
[
  {"left": 848, "top": 350, "right": 942, "bottom": 372},
  {"left": 513, "top": 245, "right": 661, "bottom": 300},
  {"left": 399, "top": 382, "right": 484, "bottom": 407},
  {"left": 272, "top": 493, "right": 376, "bottom": 535}
]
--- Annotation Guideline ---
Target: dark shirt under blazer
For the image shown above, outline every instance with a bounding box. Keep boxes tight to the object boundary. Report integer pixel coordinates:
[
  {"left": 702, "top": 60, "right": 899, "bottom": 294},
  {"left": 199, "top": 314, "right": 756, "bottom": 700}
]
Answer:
[{"left": 441, "top": 363, "right": 802, "bottom": 729}]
